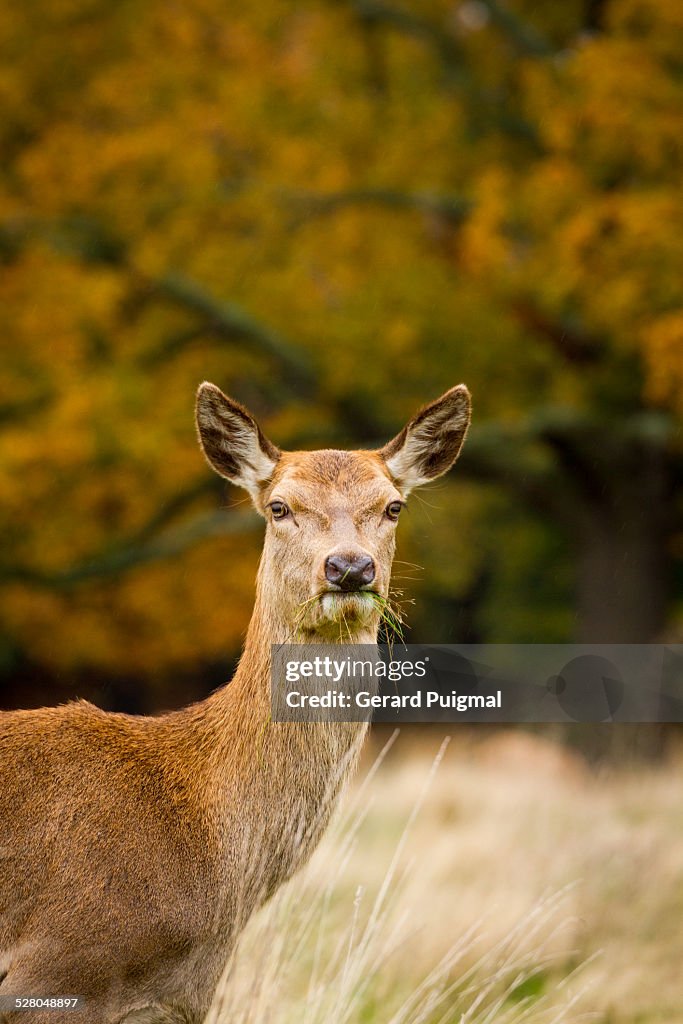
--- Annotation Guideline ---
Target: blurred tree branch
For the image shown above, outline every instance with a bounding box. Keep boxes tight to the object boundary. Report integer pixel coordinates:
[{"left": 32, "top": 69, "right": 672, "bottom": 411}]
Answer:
[
  {"left": 0, "top": 390, "right": 55, "bottom": 429},
  {"left": 457, "top": 422, "right": 577, "bottom": 524},
  {"left": 350, "top": 0, "right": 554, "bottom": 59},
  {"left": 345, "top": 0, "right": 546, "bottom": 142},
  {"left": 283, "top": 187, "right": 473, "bottom": 228},
  {"left": 478, "top": 0, "right": 554, "bottom": 57},
  {"left": 348, "top": 0, "right": 544, "bottom": 142},
  {"left": 3, "top": 410, "right": 674, "bottom": 592},
  {"left": 348, "top": 0, "right": 465, "bottom": 75},
  {"left": 125, "top": 478, "right": 221, "bottom": 546},
  {"left": 509, "top": 302, "right": 606, "bottom": 365},
  {"left": 583, "top": 0, "right": 609, "bottom": 33},
  {"left": 143, "top": 272, "right": 316, "bottom": 393},
  {"left": 280, "top": 188, "right": 632, "bottom": 370},
  {"left": 0, "top": 505, "right": 259, "bottom": 590},
  {"left": 5, "top": 215, "right": 316, "bottom": 396}
]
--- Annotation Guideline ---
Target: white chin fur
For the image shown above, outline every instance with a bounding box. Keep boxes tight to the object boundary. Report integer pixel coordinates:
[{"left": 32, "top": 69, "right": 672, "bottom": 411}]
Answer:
[{"left": 319, "top": 592, "right": 375, "bottom": 623}]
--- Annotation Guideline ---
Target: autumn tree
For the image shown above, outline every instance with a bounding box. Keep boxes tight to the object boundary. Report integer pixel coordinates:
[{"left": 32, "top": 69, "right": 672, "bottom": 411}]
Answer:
[{"left": 0, "top": 0, "right": 681, "bottom": 706}]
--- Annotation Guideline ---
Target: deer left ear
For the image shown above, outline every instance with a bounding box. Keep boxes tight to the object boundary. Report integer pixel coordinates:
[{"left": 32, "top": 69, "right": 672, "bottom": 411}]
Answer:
[
  {"left": 380, "top": 385, "right": 471, "bottom": 495},
  {"left": 195, "top": 382, "right": 280, "bottom": 509}
]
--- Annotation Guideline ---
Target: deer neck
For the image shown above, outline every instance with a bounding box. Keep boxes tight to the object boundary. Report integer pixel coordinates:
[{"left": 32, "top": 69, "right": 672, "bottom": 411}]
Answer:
[{"left": 182, "top": 569, "right": 377, "bottom": 805}]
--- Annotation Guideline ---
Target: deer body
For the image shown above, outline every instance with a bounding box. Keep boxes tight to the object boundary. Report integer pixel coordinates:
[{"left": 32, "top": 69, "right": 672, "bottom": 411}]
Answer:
[{"left": 0, "top": 384, "right": 470, "bottom": 1023}]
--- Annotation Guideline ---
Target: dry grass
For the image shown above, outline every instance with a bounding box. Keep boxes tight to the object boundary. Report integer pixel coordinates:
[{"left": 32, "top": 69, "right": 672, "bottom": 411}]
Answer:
[{"left": 207, "top": 731, "right": 683, "bottom": 1024}]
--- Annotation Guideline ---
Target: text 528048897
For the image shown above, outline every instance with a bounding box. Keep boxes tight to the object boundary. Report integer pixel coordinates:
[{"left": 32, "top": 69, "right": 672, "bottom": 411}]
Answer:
[{"left": 0, "top": 997, "right": 81, "bottom": 1012}]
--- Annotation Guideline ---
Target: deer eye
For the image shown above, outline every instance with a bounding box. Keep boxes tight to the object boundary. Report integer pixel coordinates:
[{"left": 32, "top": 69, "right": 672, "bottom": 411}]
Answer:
[
  {"left": 385, "top": 501, "right": 404, "bottom": 521},
  {"left": 269, "top": 501, "right": 290, "bottom": 520}
]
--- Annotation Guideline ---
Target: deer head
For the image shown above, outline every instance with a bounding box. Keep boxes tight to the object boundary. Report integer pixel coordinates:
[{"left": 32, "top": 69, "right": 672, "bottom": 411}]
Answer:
[{"left": 196, "top": 383, "right": 471, "bottom": 640}]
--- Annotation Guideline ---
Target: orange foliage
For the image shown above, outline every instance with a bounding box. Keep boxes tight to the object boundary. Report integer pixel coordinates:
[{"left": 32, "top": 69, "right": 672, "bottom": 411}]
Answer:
[{"left": 0, "top": 0, "right": 681, "bottom": 678}]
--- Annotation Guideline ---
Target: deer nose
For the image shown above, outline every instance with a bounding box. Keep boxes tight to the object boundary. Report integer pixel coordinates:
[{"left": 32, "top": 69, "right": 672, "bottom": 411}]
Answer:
[{"left": 325, "top": 554, "right": 375, "bottom": 592}]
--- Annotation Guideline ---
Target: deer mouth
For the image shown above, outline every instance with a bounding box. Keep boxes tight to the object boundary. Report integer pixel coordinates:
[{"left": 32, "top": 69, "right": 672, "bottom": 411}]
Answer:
[
  {"left": 318, "top": 587, "right": 380, "bottom": 608},
  {"left": 320, "top": 587, "right": 378, "bottom": 597},
  {"left": 313, "top": 589, "right": 380, "bottom": 627}
]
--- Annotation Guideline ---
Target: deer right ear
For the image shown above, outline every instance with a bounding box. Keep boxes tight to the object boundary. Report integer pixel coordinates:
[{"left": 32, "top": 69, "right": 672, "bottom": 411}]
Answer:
[
  {"left": 196, "top": 382, "right": 280, "bottom": 508},
  {"left": 380, "top": 385, "right": 471, "bottom": 496}
]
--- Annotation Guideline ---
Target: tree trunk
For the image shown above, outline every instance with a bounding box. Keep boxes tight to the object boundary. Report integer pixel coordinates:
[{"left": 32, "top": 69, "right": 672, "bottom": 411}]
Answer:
[
  {"left": 575, "top": 450, "right": 669, "bottom": 643},
  {"left": 570, "top": 448, "right": 672, "bottom": 761},
  {"left": 576, "top": 510, "right": 667, "bottom": 643}
]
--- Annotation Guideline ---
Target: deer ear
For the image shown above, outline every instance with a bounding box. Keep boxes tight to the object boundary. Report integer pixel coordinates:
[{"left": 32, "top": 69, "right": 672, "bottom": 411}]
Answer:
[
  {"left": 196, "top": 382, "right": 280, "bottom": 508},
  {"left": 380, "top": 385, "right": 471, "bottom": 495}
]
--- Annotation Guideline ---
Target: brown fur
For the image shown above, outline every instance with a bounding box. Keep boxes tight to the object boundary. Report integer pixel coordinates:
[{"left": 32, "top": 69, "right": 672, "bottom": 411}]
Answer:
[{"left": 0, "top": 383, "right": 470, "bottom": 1024}]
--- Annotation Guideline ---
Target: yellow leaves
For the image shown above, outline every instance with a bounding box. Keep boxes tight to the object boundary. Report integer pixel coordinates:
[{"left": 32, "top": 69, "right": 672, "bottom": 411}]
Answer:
[
  {"left": 577, "top": 41, "right": 681, "bottom": 175},
  {"left": 642, "top": 312, "right": 683, "bottom": 411},
  {"left": 0, "top": 586, "right": 69, "bottom": 666},
  {"left": 0, "top": 530, "right": 261, "bottom": 675},
  {"left": 610, "top": 0, "right": 683, "bottom": 51},
  {"left": 518, "top": 158, "right": 588, "bottom": 230},
  {"left": 0, "top": 245, "right": 122, "bottom": 368},
  {"left": 487, "top": 8, "right": 683, "bottom": 407},
  {"left": 1, "top": 0, "right": 682, "bottom": 683},
  {"left": 386, "top": 317, "right": 418, "bottom": 355},
  {"left": 524, "top": 29, "right": 683, "bottom": 181},
  {"left": 101, "top": 537, "right": 257, "bottom": 673},
  {"left": 459, "top": 168, "right": 509, "bottom": 276},
  {"left": 553, "top": 191, "right": 683, "bottom": 338}
]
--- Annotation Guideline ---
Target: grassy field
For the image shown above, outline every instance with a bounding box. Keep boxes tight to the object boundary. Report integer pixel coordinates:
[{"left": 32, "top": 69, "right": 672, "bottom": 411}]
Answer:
[{"left": 207, "top": 730, "right": 683, "bottom": 1024}]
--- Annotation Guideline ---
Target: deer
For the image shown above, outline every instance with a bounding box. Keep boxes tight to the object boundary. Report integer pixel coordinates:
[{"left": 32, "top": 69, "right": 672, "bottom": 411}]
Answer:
[{"left": 0, "top": 381, "right": 471, "bottom": 1024}]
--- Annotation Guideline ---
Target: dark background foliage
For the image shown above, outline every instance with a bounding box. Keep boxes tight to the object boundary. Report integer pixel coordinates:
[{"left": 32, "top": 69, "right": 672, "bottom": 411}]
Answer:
[{"left": 1, "top": 0, "right": 681, "bottom": 741}]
